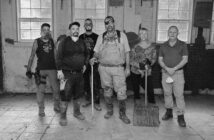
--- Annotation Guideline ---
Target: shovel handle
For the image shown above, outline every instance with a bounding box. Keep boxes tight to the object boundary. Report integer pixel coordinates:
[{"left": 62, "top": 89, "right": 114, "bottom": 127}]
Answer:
[
  {"left": 145, "top": 65, "right": 148, "bottom": 106},
  {"left": 91, "top": 65, "right": 94, "bottom": 116}
]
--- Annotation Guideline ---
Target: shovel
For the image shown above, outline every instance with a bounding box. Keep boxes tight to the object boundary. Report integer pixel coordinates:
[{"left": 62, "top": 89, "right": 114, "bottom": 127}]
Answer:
[{"left": 133, "top": 65, "right": 160, "bottom": 127}]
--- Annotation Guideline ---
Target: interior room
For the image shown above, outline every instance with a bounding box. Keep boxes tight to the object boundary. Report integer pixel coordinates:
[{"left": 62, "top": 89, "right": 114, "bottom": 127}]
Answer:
[{"left": 0, "top": 0, "right": 214, "bottom": 139}]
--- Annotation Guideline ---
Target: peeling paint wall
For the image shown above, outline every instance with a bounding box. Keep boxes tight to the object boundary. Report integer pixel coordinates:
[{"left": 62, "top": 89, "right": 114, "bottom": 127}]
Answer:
[
  {"left": 0, "top": 0, "right": 157, "bottom": 93},
  {"left": 0, "top": 0, "right": 73, "bottom": 93}
]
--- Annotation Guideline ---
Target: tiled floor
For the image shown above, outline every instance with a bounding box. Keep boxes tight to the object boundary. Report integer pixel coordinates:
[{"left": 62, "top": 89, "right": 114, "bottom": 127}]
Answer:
[{"left": 0, "top": 93, "right": 214, "bottom": 140}]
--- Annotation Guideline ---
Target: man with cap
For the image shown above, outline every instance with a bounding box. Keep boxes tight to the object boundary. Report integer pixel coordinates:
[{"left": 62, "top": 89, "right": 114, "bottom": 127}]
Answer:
[
  {"left": 57, "top": 21, "right": 89, "bottom": 126},
  {"left": 90, "top": 16, "right": 131, "bottom": 124},
  {"left": 79, "top": 18, "right": 102, "bottom": 111}
]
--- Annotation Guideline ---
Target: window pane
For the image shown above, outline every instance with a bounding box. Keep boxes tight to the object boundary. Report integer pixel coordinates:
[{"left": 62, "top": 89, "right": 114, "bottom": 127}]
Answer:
[
  {"left": 168, "top": 10, "right": 178, "bottom": 19},
  {"left": 179, "top": 0, "right": 189, "bottom": 10},
  {"left": 41, "top": 9, "right": 52, "bottom": 18},
  {"left": 20, "top": 22, "right": 30, "bottom": 29},
  {"left": 31, "top": 9, "right": 41, "bottom": 18},
  {"left": 178, "top": 11, "right": 189, "bottom": 20},
  {"left": 41, "top": 0, "right": 52, "bottom": 8},
  {"left": 31, "top": 22, "right": 41, "bottom": 29},
  {"left": 31, "top": 0, "right": 40, "bottom": 8},
  {"left": 168, "top": 0, "right": 179, "bottom": 10},
  {"left": 96, "top": 9, "right": 105, "bottom": 19},
  {"left": 21, "top": 9, "right": 31, "bottom": 18},
  {"left": 178, "top": 31, "right": 188, "bottom": 42},
  {"left": 31, "top": 30, "right": 40, "bottom": 39},
  {"left": 20, "top": 0, "right": 30, "bottom": 8},
  {"left": 75, "top": 0, "right": 85, "bottom": 8},
  {"left": 158, "top": 22, "right": 171, "bottom": 31},
  {"left": 158, "top": 10, "right": 169, "bottom": 19},
  {"left": 158, "top": 0, "right": 168, "bottom": 10},
  {"left": 21, "top": 30, "right": 31, "bottom": 39},
  {"left": 157, "top": 31, "right": 168, "bottom": 41},
  {"left": 96, "top": 0, "right": 106, "bottom": 9},
  {"left": 86, "top": 0, "right": 95, "bottom": 9}
]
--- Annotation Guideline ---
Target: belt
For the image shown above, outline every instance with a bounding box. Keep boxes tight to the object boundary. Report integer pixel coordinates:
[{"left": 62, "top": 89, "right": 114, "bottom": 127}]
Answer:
[
  {"left": 63, "top": 69, "right": 82, "bottom": 74},
  {"left": 100, "top": 63, "right": 124, "bottom": 67}
]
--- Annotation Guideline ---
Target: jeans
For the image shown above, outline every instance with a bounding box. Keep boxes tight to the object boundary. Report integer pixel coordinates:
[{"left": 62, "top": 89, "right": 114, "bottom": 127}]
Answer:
[{"left": 61, "top": 70, "right": 84, "bottom": 101}]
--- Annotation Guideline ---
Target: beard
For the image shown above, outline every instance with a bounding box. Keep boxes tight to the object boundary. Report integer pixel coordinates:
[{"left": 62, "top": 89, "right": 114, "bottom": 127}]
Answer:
[
  {"left": 86, "top": 28, "right": 92, "bottom": 32},
  {"left": 42, "top": 33, "right": 51, "bottom": 40},
  {"left": 72, "top": 32, "right": 79, "bottom": 37},
  {"left": 107, "top": 25, "right": 115, "bottom": 32}
]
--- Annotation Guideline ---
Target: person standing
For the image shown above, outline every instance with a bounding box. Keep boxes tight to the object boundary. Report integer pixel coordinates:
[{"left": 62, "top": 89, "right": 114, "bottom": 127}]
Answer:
[
  {"left": 158, "top": 26, "right": 188, "bottom": 127},
  {"left": 79, "top": 18, "right": 101, "bottom": 111},
  {"left": 90, "top": 16, "right": 131, "bottom": 124},
  {"left": 57, "top": 22, "right": 89, "bottom": 126},
  {"left": 130, "top": 26, "right": 156, "bottom": 104},
  {"left": 26, "top": 23, "right": 60, "bottom": 117}
]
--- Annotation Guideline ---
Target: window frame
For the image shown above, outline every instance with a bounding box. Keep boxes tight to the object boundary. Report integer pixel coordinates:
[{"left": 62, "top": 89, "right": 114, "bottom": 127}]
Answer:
[
  {"left": 156, "top": 0, "right": 193, "bottom": 43},
  {"left": 17, "top": 0, "right": 53, "bottom": 42}
]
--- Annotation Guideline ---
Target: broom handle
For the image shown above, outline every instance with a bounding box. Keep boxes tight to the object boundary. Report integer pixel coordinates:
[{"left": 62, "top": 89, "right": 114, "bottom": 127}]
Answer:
[
  {"left": 91, "top": 65, "right": 94, "bottom": 116},
  {"left": 145, "top": 65, "right": 148, "bottom": 106}
]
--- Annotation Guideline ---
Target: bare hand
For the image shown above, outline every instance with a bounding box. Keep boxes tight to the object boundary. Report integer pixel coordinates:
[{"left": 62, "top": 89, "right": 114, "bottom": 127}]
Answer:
[
  {"left": 57, "top": 70, "right": 64, "bottom": 80},
  {"left": 82, "top": 65, "right": 86, "bottom": 73},
  {"left": 166, "top": 67, "right": 176, "bottom": 76},
  {"left": 89, "top": 58, "right": 98, "bottom": 66},
  {"left": 125, "top": 68, "right": 130, "bottom": 77}
]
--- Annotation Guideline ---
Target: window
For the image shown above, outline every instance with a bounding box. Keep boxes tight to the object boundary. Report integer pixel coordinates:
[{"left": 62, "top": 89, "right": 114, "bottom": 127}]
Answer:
[
  {"left": 157, "top": 0, "right": 192, "bottom": 42},
  {"left": 74, "top": 0, "right": 107, "bottom": 35},
  {"left": 17, "top": 0, "right": 52, "bottom": 41}
]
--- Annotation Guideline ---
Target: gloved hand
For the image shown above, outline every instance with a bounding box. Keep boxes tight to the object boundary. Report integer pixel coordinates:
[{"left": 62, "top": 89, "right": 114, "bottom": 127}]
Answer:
[
  {"left": 57, "top": 70, "right": 64, "bottom": 80},
  {"left": 26, "top": 71, "right": 33, "bottom": 79}
]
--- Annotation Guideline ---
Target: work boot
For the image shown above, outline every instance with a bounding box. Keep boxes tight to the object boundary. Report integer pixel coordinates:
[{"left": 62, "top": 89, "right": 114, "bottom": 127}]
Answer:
[
  {"left": 59, "top": 101, "right": 68, "bottom": 126},
  {"left": 38, "top": 101, "right": 45, "bottom": 117},
  {"left": 177, "top": 115, "right": 186, "bottom": 127},
  {"left": 94, "top": 103, "right": 102, "bottom": 111},
  {"left": 53, "top": 99, "right": 61, "bottom": 113},
  {"left": 73, "top": 100, "right": 85, "bottom": 120},
  {"left": 119, "top": 100, "right": 131, "bottom": 124},
  {"left": 104, "top": 97, "right": 113, "bottom": 119},
  {"left": 162, "top": 108, "right": 173, "bottom": 120}
]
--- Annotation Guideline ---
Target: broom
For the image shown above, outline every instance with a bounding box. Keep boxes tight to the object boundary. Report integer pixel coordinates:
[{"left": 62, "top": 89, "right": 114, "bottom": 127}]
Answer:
[{"left": 133, "top": 65, "right": 160, "bottom": 127}]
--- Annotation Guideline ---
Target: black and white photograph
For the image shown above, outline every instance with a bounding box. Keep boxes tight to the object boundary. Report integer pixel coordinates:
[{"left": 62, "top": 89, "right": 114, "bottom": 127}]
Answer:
[{"left": 0, "top": 0, "right": 214, "bottom": 139}]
